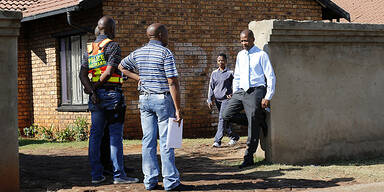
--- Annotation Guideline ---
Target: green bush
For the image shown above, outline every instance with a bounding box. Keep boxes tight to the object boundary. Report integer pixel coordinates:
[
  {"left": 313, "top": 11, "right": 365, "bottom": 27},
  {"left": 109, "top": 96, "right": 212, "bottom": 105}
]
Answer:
[
  {"left": 72, "top": 117, "right": 90, "bottom": 141},
  {"left": 23, "top": 124, "right": 39, "bottom": 138},
  {"left": 38, "top": 125, "right": 55, "bottom": 141},
  {"left": 56, "top": 126, "right": 75, "bottom": 142},
  {"left": 21, "top": 117, "right": 89, "bottom": 142}
]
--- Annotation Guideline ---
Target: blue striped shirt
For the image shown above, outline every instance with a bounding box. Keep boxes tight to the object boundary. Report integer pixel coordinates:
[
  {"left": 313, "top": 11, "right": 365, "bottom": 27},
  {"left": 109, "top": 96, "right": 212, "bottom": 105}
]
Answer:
[{"left": 120, "top": 40, "right": 178, "bottom": 94}]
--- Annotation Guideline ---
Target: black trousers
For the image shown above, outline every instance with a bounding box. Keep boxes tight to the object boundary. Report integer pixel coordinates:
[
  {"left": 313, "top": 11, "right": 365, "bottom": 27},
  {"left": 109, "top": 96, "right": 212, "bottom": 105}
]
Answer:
[
  {"left": 222, "top": 86, "right": 266, "bottom": 161},
  {"left": 100, "top": 103, "right": 126, "bottom": 171},
  {"left": 100, "top": 126, "right": 111, "bottom": 170}
]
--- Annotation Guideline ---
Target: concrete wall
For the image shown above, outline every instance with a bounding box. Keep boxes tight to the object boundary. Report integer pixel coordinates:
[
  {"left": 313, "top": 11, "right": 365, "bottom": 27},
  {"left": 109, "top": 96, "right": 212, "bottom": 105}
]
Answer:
[
  {"left": 250, "top": 20, "right": 384, "bottom": 164},
  {"left": 0, "top": 10, "right": 21, "bottom": 192}
]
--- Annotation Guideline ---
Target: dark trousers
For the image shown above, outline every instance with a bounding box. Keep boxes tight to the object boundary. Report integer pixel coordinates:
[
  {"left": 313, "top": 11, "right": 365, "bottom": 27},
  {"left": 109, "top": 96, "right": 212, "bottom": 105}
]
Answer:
[
  {"left": 100, "top": 126, "right": 111, "bottom": 170},
  {"left": 214, "top": 99, "right": 239, "bottom": 144},
  {"left": 100, "top": 94, "right": 126, "bottom": 172},
  {"left": 222, "top": 86, "right": 266, "bottom": 162}
]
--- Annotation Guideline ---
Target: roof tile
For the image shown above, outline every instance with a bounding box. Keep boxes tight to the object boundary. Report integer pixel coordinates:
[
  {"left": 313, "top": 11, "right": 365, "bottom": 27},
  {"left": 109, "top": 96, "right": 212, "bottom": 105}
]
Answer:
[
  {"left": 0, "top": 0, "right": 80, "bottom": 18},
  {"left": 331, "top": 0, "right": 384, "bottom": 24}
]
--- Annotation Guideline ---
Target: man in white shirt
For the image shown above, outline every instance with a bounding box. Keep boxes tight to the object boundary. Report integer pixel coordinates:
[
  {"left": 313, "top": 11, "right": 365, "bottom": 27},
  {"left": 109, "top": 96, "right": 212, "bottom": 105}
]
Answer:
[{"left": 222, "top": 29, "right": 276, "bottom": 168}]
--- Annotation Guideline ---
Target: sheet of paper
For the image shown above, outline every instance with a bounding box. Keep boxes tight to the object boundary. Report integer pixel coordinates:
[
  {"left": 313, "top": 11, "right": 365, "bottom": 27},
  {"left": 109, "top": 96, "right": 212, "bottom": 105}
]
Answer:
[{"left": 166, "top": 118, "right": 183, "bottom": 149}]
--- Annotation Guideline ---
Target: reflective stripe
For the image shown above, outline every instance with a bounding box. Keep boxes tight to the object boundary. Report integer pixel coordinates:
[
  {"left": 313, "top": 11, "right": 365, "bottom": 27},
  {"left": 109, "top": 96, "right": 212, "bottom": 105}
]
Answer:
[
  {"left": 87, "top": 44, "right": 93, "bottom": 54},
  {"left": 91, "top": 76, "right": 122, "bottom": 83},
  {"left": 99, "top": 39, "right": 112, "bottom": 48},
  {"left": 94, "top": 68, "right": 102, "bottom": 75},
  {"left": 88, "top": 38, "right": 122, "bottom": 84}
]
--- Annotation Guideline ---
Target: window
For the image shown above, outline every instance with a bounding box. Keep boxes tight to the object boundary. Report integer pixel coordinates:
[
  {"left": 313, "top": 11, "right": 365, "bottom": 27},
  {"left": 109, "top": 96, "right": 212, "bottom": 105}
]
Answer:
[{"left": 59, "top": 34, "right": 89, "bottom": 111}]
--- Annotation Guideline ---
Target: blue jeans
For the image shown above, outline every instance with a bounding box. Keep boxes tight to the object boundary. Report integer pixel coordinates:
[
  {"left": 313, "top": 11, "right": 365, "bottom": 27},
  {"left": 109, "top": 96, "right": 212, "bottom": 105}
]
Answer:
[
  {"left": 214, "top": 99, "right": 239, "bottom": 144},
  {"left": 139, "top": 93, "right": 180, "bottom": 190},
  {"left": 88, "top": 88, "right": 126, "bottom": 181}
]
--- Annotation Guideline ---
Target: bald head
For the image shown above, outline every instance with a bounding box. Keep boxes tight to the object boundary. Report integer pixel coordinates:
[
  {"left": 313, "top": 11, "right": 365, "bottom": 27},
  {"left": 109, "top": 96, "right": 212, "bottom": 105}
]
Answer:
[
  {"left": 240, "top": 29, "right": 255, "bottom": 50},
  {"left": 147, "top": 23, "right": 168, "bottom": 47},
  {"left": 240, "top": 29, "right": 254, "bottom": 39},
  {"left": 97, "top": 16, "right": 115, "bottom": 39}
]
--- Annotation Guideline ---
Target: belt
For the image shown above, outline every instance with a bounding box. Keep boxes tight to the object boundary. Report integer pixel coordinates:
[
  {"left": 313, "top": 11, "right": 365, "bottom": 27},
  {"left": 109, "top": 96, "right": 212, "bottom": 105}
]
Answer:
[
  {"left": 241, "top": 85, "right": 266, "bottom": 93},
  {"left": 98, "top": 86, "right": 122, "bottom": 92},
  {"left": 139, "top": 91, "right": 170, "bottom": 95}
]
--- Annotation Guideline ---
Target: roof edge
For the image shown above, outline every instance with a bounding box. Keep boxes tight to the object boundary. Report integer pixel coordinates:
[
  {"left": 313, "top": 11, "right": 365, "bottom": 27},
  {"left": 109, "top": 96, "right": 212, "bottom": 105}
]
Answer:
[
  {"left": 20, "top": 0, "right": 102, "bottom": 22},
  {"left": 21, "top": 5, "right": 79, "bottom": 22},
  {"left": 315, "top": 0, "right": 351, "bottom": 21}
]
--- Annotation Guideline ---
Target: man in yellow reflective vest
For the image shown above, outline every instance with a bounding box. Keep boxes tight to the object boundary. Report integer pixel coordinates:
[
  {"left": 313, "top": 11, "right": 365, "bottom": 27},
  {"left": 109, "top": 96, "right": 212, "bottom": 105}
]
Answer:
[{"left": 79, "top": 16, "right": 138, "bottom": 185}]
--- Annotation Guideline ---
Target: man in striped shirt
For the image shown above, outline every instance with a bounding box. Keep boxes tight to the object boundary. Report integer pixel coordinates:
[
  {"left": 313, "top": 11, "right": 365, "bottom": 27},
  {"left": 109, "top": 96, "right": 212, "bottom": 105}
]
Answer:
[{"left": 119, "top": 23, "right": 190, "bottom": 191}]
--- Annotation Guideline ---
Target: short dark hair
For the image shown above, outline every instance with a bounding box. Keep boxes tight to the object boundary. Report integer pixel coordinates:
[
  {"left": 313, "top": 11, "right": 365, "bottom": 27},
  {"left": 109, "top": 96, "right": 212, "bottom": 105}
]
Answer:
[{"left": 217, "top": 53, "right": 227, "bottom": 60}]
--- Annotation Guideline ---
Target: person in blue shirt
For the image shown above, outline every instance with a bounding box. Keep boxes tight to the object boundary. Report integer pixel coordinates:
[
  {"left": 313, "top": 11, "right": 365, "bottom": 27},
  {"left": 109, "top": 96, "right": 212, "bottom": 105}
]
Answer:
[
  {"left": 223, "top": 29, "right": 276, "bottom": 169},
  {"left": 207, "top": 53, "right": 239, "bottom": 148},
  {"left": 119, "top": 23, "right": 192, "bottom": 191}
]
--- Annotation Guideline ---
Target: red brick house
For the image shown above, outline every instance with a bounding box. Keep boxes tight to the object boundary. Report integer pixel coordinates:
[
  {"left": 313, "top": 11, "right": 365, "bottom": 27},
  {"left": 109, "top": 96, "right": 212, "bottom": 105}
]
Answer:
[{"left": 0, "top": 0, "right": 349, "bottom": 138}]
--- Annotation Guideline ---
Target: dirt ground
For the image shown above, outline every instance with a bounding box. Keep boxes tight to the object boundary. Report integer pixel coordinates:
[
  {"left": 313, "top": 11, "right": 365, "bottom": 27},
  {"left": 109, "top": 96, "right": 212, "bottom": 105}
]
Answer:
[{"left": 20, "top": 139, "right": 374, "bottom": 192}]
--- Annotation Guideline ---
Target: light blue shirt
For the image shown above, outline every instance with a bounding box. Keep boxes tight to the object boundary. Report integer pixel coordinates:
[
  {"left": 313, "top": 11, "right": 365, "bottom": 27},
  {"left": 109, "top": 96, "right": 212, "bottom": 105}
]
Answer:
[{"left": 233, "top": 45, "right": 276, "bottom": 100}]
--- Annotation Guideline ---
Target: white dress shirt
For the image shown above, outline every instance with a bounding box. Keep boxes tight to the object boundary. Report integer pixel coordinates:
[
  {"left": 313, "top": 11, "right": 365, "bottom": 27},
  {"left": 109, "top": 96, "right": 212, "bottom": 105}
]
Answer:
[{"left": 233, "top": 45, "right": 276, "bottom": 100}]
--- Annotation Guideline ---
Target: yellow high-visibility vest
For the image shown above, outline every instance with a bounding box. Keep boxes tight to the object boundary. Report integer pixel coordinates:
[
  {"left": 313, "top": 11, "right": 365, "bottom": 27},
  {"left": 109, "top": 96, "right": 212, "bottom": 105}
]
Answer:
[{"left": 87, "top": 38, "right": 122, "bottom": 84}]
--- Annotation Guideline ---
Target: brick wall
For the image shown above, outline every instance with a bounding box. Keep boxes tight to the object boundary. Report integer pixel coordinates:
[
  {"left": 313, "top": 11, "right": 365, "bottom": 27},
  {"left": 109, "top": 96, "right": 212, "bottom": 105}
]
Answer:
[
  {"left": 18, "top": 25, "right": 33, "bottom": 131},
  {"left": 103, "top": 0, "right": 323, "bottom": 138},
  {"left": 18, "top": 0, "right": 322, "bottom": 139},
  {"left": 18, "top": 6, "right": 102, "bottom": 131}
]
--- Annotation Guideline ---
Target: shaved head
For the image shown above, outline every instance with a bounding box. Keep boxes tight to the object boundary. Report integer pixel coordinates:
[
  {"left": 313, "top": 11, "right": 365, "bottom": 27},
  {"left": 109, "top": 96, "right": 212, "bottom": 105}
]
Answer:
[
  {"left": 240, "top": 29, "right": 254, "bottom": 39},
  {"left": 240, "top": 29, "right": 255, "bottom": 50},
  {"left": 147, "top": 23, "right": 166, "bottom": 38},
  {"left": 147, "top": 23, "right": 169, "bottom": 47},
  {"left": 97, "top": 16, "right": 116, "bottom": 39}
]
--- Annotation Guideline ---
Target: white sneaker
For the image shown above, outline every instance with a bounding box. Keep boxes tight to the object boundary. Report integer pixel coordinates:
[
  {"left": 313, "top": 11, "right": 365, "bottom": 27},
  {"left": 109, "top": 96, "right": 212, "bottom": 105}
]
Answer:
[
  {"left": 228, "top": 139, "right": 237, "bottom": 146},
  {"left": 92, "top": 175, "right": 106, "bottom": 184},
  {"left": 113, "top": 176, "right": 139, "bottom": 184},
  {"left": 212, "top": 142, "right": 221, "bottom": 148}
]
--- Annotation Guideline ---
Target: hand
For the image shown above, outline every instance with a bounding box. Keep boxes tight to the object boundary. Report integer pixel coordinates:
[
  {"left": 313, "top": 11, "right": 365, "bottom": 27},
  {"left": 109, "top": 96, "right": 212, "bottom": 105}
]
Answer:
[
  {"left": 226, "top": 94, "right": 232, "bottom": 99},
  {"left": 90, "top": 93, "right": 99, "bottom": 104},
  {"left": 93, "top": 80, "right": 102, "bottom": 90},
  {"left": 84, "top": 84, "right": 96, "bottom": 94},
  {"left": 84, "top": 87, "right": 94, "bottom": 94},
  {"left": 207, "top": 102, "right": 213, "bottom": 110},
  {"left": 174, "top": 109, "right": 183, "bottom": 127},
  {"left": 261, "top": 99, "right": 270, "bottom": 109}
]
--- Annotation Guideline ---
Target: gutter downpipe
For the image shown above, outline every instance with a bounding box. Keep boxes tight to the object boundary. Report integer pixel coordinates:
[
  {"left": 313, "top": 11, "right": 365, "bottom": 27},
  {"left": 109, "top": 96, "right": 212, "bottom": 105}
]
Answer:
[{"left": 66, "top": 11, "right": 92, "bottom": 33}]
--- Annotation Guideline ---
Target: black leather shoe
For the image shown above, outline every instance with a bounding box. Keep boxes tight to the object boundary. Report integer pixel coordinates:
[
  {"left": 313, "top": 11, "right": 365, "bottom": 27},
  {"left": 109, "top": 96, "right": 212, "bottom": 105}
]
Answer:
[
  {"left": 166, "top": 183, "right": 194, "bottom": 191},
  {"left": 146, "top": 184, "right": 163, "bottom": 191},
  {"left": 239, "top": 160, "right": 254, "bottom": 169}
]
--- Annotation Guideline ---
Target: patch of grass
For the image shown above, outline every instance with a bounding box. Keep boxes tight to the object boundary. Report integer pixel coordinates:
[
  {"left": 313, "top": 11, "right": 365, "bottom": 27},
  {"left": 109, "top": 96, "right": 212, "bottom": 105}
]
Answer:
[
  {"left": 19, "top": 138, "right": 89, "bottom": 150},
  {"left": 183, "top": 138, "right": 212, "bottom": 145},
  {"left": 123, "top": 139, "right": 142, "bottom": 145},
  {"left": 19, "top": 138, "right": 51, "bottom": 146},
  {"left": 19, "top": 138, "right": 142, "bottom": 150}
]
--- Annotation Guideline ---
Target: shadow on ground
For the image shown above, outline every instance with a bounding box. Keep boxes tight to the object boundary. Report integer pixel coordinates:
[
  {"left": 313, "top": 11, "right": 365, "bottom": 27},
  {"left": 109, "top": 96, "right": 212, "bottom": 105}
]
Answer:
[
  {"left": 20, "top": 153, "right": 141, "bottom": 191},
  {"left": 176, "top": 154, "right": 354, "bottom": 191},
  {"left": 20, "top": 150, "right": 355, "bottom": 191}
]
